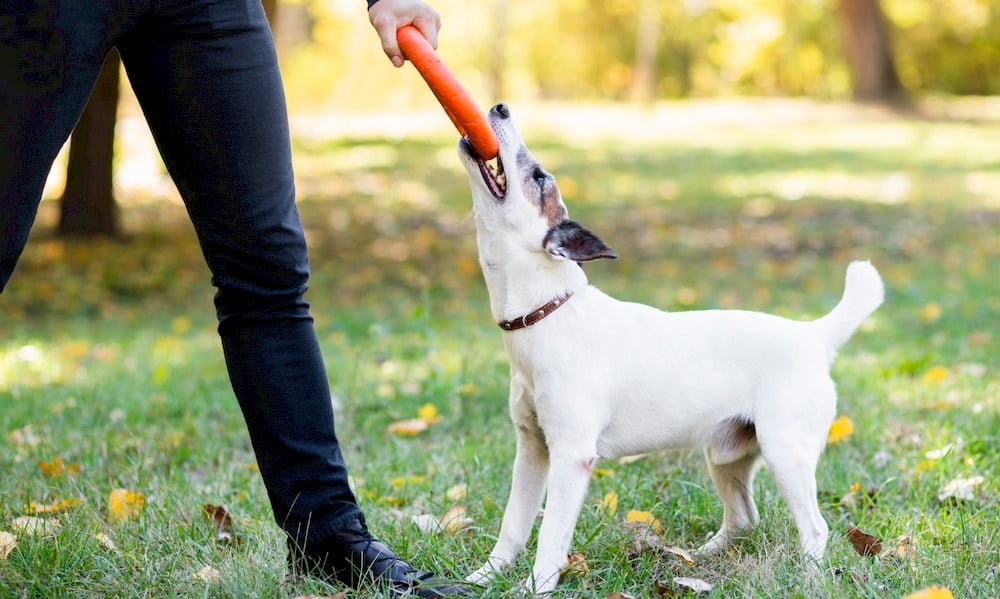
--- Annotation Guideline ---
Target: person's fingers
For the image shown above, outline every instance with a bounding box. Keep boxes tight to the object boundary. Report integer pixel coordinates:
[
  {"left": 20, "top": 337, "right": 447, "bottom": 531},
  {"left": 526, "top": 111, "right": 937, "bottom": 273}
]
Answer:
[
  {"left": 412, "top": 12, "right": 440, "bottom": 50},
  {"left": 371, "top": 13, "right": 404, "bottom": 66}
]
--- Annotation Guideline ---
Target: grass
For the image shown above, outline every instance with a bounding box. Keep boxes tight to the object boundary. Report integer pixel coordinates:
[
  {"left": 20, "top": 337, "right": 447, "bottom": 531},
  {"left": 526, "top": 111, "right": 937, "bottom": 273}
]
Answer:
[{"left": 1, "top": 102, "right": 997, "bottom": 597}]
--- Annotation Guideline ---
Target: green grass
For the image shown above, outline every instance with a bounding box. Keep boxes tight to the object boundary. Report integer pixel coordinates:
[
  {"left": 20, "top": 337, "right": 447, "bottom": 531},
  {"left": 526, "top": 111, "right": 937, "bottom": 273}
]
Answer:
[{"left": 1, "top": 104, "right": 997, "bottom": 597}]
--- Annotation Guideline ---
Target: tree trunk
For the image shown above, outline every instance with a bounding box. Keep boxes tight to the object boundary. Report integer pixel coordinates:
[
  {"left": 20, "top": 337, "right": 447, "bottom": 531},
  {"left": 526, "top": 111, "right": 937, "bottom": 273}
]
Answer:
[
  {"left": 59, "top": 50, "right": 121, "bottom": 237},
  {"left": 630, "top": 0, "right": 659, "bottom": 104},
  {"left": 262, "top": 0, "right": 278, "bottom": 29},
  {"left": 837, "top": 0, "right": 906, "bottom": 103},
  {"left": 487, "top": 0, "right": 508, "bottom": 102}
]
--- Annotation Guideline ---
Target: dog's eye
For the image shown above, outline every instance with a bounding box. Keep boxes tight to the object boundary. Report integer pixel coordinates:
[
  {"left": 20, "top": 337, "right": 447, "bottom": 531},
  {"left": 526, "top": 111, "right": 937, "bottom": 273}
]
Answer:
[{"left": 533, "top": 168, "right": 547, "bottom": 187}]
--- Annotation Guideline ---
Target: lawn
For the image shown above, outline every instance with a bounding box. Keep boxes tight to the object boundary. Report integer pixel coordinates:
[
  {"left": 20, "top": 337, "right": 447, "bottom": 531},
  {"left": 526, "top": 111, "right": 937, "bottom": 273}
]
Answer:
[{"left": 1, "top": 101, "right": 997, "bottom": 598}]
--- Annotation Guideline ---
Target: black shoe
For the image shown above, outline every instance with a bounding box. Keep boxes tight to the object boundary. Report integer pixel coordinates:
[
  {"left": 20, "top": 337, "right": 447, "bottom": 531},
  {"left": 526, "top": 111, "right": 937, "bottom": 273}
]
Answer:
[{"left": 288, "top": 519, "right": 469, "bottom": 597}]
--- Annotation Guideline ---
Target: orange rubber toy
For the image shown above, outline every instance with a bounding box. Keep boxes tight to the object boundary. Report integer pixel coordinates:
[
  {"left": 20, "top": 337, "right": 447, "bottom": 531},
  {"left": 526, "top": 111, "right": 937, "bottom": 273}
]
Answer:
[{"left": 396, "top": 25, "right": 499, "bottom": 159}]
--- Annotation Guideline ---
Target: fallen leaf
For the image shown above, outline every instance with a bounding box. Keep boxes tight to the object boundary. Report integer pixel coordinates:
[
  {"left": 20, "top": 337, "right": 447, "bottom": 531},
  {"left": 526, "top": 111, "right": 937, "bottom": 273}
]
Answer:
[
  {"left": 390, "top": 475, "right": 426, "bottom": 488},
  {"left": 924, "top": 444, "right": 954, "bottom": 460},
  {"left": 28, "top": 498, "right": 85, "bottom": 514},
  {"left": 388, "top": 418, "right": 429, "bottom": 436},
  {"left": 10, "top": 516, "right": 60, "bottom": 536},
  {"left": 600, "top": 490, "right": 619, "bottom": 515},
  {"left": 445, "top": 483, "right": 468, "bottom": 501},
  {"left": 8, "top": 426, "right": 40, "bottom": 449},
  {"left": 937, "top": 476, "right": 985, "bottom": 502},
  {"left": 0, "top": 531, "right": 16, "bottom": 560},
  {"left": 38, "top": 457, "right": 81, "bottom": 477},
  {"left": 411, "top": 514, "right": 444, "bottom": 534},
  {"left": 665, "top": 545, "right": 698, "bottom": 566},
  {"left": 593, "top": 467, "right": 616, "bottom": 479},
  {"left": 921, "top": 366, "right": 948, "bottom": 384},
  {"left": 846, "top": 525, "right": 882, "bottom": 557},
  {"left": 561, "top": 551, "right": 588, "bottom": 577},
  {"left": 902, "top": 586, "right": 953, "bottom": 599},
  {"left": 893, "top": 535, "right": 917, "bottom": 559},
  {"left": 193, "top": 565, "right": 221, "bottom": 582},
  {"left": 672, "top": 577, "right": 714, "bottom": 593},
  {"left": 605, "top": 593, "right": 635, "bottom": 599},
  {"left": 827, "top": 415, "right": 854, "bottom": 444},
  {"left": 840, "top": 482, "right": 862, "bottom": 507},
  {"left": 203, "top": 504, "right": 238, "bottom": 545},
  {"left": 919, "top": 302, "right": 941, "bottom": 322},
  {"left": 95, "top": 532, "right": 117, "bottom": 551},
  {"left": 440, "top": 505, "right": 473, "bottom": 535},
  {"left": 107, "top": 489, "right": 145, "bottom": 522},
  {"left": 618, "top": 454, "right": 647, "bottom": 465},
  {"left": 626, "top": 510, "right": 662, "bottom": 533},
  {"left": 417, "top": 403, "right": 440, "bottom": 424},
  {"left": 624, "top": 521, "right": 697, "bottom": 564}
]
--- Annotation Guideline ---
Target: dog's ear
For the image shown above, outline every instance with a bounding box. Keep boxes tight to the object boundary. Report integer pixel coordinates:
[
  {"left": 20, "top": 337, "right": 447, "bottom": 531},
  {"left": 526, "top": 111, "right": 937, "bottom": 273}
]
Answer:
[{"left": 543, "top": 220, "right": 618, "bottom": 262}]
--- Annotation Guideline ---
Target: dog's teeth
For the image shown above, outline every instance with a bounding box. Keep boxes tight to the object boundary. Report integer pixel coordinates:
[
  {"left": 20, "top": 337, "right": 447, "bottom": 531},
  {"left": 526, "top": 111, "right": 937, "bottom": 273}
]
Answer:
[{"left": 497, "top": 172, "right": 507, "bottom": 189}]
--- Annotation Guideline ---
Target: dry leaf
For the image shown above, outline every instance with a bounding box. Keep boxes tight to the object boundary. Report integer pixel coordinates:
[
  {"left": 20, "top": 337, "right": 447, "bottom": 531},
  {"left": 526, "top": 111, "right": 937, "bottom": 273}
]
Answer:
[
  {"left": 193, "top": 565, "right": 221, "bottom": 582},
  {"left": 846, "top": 525, "right": 882, "bottom": 557},
  {"left": 440, "top": 505, "right": 472, "bottom": 534},
  {"left": 445, "top": 483, "right": 468, "bottom": 501},
  {"left": 388, "top": 418, "right": 429, "bottom": 436},
  {"left": 561, "top": 551, "right": 588, "bottom": 577},
  {"left": 605, "top": 594, "right": 635, "bottom": 599},
  {"left": 827, "top": 415, "right": 854, "bottom": 444},
  {"left": 107, "top": 489, "right": 145, "bottom": 522},
  {"left": 893, "top": 535, "right": 917, "bottom": 559},
  {"left": 673, "top": 577, "right": 714, "bottom": 593},
  {"left": 618, "top": 454, "right": 647, "bottom": 465},
  {"left": 411, "top": 514, "right": 444, "bottom": 534},
  {"left": 937, "top": 476, "right": 985, "bottom": 502},
  {"left": 95, "top": 532, "right": 117, "bottom": 551},
  {"left": 10, "top": 516, "right": 60, "bottom": 536},
  {"left": 417, "top": 403, "right": 440, "bottom": 424},
  {"left": 0, "top": 531, "right": 16, "bottom": 560},
  {"left": 28, "top": 497, "right": 85, "bottom": 514},
  {"left": 203, "top": 504, "right": 238, "bottom": 545},
  {"left": 924, "top": 444, "right": 954, "bottom": 460},
  {"left": 38, "top": 457, "right": 81, "bottom": 477},
  {"left": 624, "top": 522, "right": 697, "bottom": 564},
  {"left": 8, "top": 425, "right": 41, "bottom": 449},
  {"left": 665, "top": 545, "right": 697, "bottom": 566},
  {"left": 626, "top": 510, "right": 662, "bottom": 533},
  {"left": 600, "top": 490, "right": 619, "bottom": 515},
  {"left": 902, "top": 586, "right": 954, "bottom": 599}
]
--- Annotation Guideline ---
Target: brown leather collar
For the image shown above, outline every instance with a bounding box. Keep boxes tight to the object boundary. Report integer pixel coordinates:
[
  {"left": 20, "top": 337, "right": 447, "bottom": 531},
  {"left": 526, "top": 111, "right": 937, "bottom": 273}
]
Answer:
[{"left": 498, "top": 292, "right": 573, "bottom": 331}]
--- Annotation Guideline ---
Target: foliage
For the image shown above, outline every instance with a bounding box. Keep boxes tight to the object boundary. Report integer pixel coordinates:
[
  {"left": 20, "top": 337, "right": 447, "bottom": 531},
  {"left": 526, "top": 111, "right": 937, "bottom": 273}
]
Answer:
[
  {"left": 278, "top": 0, "right": 1000, "bottom": 109},
  {"left": 1, "top": 103, "right": 998, "bottom": 596}
]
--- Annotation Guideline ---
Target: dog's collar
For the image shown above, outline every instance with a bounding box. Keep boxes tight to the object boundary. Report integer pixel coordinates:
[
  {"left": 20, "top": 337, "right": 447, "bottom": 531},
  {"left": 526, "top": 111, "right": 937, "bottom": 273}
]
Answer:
[{"left": 498, "top": 292, "right": 573, "bottom": 331}]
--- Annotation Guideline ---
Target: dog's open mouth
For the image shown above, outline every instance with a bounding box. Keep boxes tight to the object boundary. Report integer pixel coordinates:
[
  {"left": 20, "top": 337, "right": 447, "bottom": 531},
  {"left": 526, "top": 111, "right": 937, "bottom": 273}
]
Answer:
[{"left": 463, "top": 137, "right": 506, "bottom": 199}]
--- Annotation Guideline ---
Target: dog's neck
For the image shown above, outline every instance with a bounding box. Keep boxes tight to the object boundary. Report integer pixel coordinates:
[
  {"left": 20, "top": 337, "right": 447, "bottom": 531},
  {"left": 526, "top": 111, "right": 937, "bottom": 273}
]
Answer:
[{"left": 476, "top": 232, "right": 588, "bottom": 323}]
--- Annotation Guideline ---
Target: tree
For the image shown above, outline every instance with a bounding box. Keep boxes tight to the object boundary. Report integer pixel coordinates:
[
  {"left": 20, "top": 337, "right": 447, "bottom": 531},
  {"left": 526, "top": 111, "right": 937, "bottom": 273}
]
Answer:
[
  {"left": 59, "top": 50, "right": 121, "bottom": 237},
  {"left": 837, "top": 0, "right": 906, "bottom": 103},
  {"left": 629, "top": 0, "right": 659, "bottom": 104}
]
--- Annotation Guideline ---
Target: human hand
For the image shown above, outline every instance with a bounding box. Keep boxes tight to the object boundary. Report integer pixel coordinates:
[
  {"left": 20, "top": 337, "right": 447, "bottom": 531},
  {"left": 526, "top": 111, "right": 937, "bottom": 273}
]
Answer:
[{"left": 368, "top": 0, "right": 442, "bottom": 68}]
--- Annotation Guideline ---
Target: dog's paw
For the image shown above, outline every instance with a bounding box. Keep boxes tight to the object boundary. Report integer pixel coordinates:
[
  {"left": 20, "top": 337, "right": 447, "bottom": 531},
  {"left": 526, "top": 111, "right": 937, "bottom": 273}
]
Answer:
[
  {"left": 467, "top": 564, "right": 499, "bottom": 585},
  {"left": 694, "top": 532, "right": 729, "bottom": 556},
  {"left": 523, "top": 570, "right": 559, "bottom": 595}
]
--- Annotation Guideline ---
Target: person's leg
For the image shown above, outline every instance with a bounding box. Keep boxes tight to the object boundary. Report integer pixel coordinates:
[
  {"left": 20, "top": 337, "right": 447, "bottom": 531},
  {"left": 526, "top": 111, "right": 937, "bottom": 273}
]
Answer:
[
  {"left": 115, "top": 0, "right": 361, "bottom": 548},
  {"left": 0, "top": 2, "right": 122, "bottom": 291}
]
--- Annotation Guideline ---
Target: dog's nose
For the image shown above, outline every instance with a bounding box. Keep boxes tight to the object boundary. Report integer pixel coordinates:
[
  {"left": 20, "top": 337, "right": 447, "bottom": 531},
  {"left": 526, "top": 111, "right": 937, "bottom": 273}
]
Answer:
[{"left": 491, "top": 103, "right": 510, "bottom": 119}]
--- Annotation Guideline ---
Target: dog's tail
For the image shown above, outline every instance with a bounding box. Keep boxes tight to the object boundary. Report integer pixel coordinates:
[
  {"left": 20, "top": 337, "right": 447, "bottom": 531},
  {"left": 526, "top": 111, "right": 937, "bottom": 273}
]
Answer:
[{"left": 811, "top": 261, "right": 884, "bottom": 358}]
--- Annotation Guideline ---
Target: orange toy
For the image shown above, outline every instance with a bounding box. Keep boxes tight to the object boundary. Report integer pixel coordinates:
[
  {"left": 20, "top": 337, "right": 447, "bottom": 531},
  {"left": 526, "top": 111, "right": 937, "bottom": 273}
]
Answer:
[{"left": 396, "top": 25, "right": 499, "bottom": 159}]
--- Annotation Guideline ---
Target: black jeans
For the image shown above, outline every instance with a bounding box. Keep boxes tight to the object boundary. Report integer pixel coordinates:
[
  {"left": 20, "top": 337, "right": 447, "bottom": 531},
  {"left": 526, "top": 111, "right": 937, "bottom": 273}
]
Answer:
[{"left": 0, "top": 0, "right": 362, "bottom": 548}]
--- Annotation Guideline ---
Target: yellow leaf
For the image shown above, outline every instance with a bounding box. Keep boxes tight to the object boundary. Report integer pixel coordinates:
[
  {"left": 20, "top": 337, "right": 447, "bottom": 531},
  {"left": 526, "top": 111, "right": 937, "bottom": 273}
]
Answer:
[
  {"left": 390, "top": 475, "right": 426, "bottom": 488},
  {"left": 107, "top": 489, "right": 145, "bottom": 522},
  {"left": 38, "top": 458, "right": 81, "bottom": 477},
  {"left": 0, "top": 531, "right": 16, "bottom": 560},
  {"left": 919, "top": 302, "right": 942, "bottom": 322},
  {"left": 28, "top": 498, "right": 84, "bottom": 514},
  {"left": 625, "top": 510, "right": 662, "bottom": 533},
  {"left": 827, "top": 415, "right": 854, "bottom": 444},
  {"left": 440, "top": 505, "right": 472, "bottom": 535},
  {"left": 445, "top": 483, "right": 468, "bottom": 501},
  {"left": 903, "top": 587, "right": 954, "bottom": 599},
  {"left": 600, "top": 491, "right": 619, "bottom": 515},
  {"left": 921, "top": 366, "right": 948, "bottom": 384},
  {"left": 417, "top": 403, "right": 440, "bottom": 424},
  {"left": 561, "top": 551, "right": 588, "bottom": 577},
  {"left": 388, "top": 418, "right": 429, "bottom": 436}
]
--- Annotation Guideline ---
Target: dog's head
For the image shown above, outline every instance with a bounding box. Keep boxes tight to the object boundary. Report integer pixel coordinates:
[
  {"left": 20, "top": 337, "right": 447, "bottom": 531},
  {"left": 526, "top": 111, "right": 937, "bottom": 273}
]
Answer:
[{"left": 458, "top": 103, "right": 618, "bottom": 267}]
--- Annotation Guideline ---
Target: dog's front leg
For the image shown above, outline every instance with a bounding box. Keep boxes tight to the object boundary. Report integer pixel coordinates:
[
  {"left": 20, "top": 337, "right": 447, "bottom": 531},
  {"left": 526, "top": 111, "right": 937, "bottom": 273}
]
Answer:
[
  {"left": 526, "top": 444, "right": 597, "bottom": 594},
  {"left": 469, "top": 381, "right": 549, "bottom": 585}
]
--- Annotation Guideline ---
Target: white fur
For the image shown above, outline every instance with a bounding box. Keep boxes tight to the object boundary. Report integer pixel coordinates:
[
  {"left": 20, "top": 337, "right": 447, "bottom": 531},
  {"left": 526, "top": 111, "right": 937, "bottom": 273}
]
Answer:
[{"left": 459, "top": 109, "right": 884, "bottom": 594}]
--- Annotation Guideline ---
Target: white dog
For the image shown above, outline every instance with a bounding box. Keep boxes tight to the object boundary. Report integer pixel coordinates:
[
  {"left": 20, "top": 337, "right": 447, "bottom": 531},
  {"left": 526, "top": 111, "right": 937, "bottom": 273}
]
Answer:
[{"left": 458, "top": 104, "right": 884, "bottom": 594}]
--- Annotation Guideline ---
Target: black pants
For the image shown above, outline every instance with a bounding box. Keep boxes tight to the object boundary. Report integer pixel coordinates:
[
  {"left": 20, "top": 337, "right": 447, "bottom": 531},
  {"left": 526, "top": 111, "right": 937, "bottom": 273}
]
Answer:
[{"left": 1, "top": 0, "right": 362, "bottom": 548}]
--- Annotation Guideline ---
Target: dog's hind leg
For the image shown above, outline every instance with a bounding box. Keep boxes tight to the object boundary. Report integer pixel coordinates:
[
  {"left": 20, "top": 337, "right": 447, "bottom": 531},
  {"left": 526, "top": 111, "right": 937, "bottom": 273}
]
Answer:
[
  {"left": 756, "top": 379, "right": 835, "bottom": 562},
  {"left": 469, "top": 382, "right": 549, "bottom": 584},
  {"left": 697, "top": 449, "right": 762, "bottom": 555}
]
